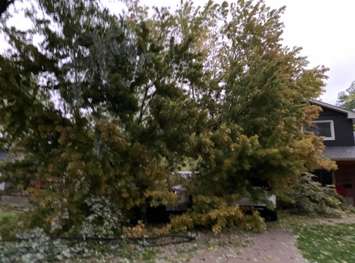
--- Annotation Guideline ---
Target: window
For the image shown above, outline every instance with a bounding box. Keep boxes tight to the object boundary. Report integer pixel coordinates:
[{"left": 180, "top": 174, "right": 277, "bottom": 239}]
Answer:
[{"left": 305, "top": 120, "right": 335, "bottom": 140}]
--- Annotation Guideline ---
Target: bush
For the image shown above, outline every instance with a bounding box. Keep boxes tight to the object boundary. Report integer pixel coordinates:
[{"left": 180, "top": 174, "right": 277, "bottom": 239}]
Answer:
[
  {"left": 278, "top": 173, "right": 346, "bottom": 216},
  {"left": 76, "top": 196, "right": 125, "bottom": 239}
]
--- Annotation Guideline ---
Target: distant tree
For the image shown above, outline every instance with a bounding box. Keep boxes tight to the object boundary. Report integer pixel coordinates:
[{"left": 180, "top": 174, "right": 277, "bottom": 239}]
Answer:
[{"left": 337, "top": 81, "right": 355, "bottom": 111}]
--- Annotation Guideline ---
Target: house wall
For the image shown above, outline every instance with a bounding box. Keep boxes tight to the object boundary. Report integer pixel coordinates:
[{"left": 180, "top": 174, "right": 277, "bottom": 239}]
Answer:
[
  {"left": 318, "top": 107, "right": 355, "bottom": 146},
  {"left": 334, "top": 161, "right": 355, "bottom": 206},
  {"left": 311, "top": 104, "right": 355, "bottom": 206}
]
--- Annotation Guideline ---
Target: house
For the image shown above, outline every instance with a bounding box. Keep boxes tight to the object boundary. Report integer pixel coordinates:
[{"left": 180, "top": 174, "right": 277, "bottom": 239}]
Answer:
[{"left": 310, "top": 100, "right": 355, "bottom": 205}]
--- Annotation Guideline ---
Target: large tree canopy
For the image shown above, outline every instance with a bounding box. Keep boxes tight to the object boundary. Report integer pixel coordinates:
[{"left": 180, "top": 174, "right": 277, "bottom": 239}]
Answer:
[{"left": 0, "top": 0, "right": 334, "bottom": 234}]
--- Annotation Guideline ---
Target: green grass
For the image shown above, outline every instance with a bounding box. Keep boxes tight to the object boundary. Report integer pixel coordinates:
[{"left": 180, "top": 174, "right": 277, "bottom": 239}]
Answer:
[
  {"left": 0, "top": 206, "right": 22, "bottom": 240},
  {"left": 297, "top": 224, "right": 355, "bottom": 263},
  {"left": 0, "top": 210, "right": 18, "bottom": 221}
]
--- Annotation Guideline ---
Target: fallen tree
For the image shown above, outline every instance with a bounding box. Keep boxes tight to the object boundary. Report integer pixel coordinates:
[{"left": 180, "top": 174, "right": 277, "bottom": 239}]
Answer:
[{"left": 0, "top": 0, "right": 335, "bottom": 237}]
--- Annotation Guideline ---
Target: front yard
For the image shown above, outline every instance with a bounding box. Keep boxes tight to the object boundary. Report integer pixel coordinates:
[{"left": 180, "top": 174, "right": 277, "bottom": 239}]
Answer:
[
  {"left": 297, "top": 223, "right": 355, "bottom": 263},
  {"left": 1, "top": 205, "right": 355, "bottom": 262}
]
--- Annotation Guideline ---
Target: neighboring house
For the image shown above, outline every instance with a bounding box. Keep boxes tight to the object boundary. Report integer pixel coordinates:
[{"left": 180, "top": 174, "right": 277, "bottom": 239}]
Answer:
[
  {"left": 0, "top": 150, "right": 6, "bottom": 191},
  {"left": 310, "top": 100, "right": 355, "bottom": 205}
]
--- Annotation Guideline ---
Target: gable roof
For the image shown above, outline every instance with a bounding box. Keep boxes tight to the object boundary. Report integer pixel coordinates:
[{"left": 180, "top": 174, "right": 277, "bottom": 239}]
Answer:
[{"left": 310, "top": 99, "right": 355, "bottom": 119}]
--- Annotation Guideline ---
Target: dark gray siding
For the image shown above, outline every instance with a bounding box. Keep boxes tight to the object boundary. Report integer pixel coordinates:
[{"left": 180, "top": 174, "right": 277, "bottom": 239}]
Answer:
[
  {"left": 0, "top": 151, "right": 6, "bottom": 160},
  {"left": 318, "top": 107, "right": 354, "bottom": 146}
]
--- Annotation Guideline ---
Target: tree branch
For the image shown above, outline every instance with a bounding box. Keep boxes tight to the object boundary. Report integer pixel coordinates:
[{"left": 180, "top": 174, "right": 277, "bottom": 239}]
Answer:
[{"left": 0, "top": 0, "right": 15, "bottom": 17}]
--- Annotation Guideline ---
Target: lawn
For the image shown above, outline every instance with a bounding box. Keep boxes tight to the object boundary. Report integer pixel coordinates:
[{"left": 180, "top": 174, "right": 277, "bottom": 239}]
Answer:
[
  {"left": 0, "top": 206, "right": 21, "bottom": 241},
  {"left": 297, "top": 223, "right": 355, "bottom": 263},
  {"left": 0, "top": 209, "right": 18, "bottom": 221}
]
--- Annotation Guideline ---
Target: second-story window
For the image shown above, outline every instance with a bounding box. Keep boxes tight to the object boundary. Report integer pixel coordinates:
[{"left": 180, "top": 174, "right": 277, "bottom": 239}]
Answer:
[{"left": 306, "top": 120, "right": 335, "bottom": 141}]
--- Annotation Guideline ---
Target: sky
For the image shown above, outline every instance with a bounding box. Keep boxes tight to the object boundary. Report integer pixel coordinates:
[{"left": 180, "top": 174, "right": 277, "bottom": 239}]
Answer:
[
  {"left": 4, "top": 0, "right": 355, "bottom": 104},
  {"left": 118, "top": 0, "right": 355, "bottom": 104},
  {"left": 265, "top": 0, "right": 355, "bottom": 104}
]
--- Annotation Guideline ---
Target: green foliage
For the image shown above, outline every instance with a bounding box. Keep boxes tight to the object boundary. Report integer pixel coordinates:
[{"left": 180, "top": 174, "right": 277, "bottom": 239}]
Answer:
[
  {"left": 0, "top": 227, "right": 158, "bottom": 263},
  {"left": 75, "top": 196, "right": 125, "bottom": 239},
  {"left": 0, "top": 0, "right": 334, "bottom": 237},
  {"left": 0, "top": 228, "right": 72, "bottom": 262},
  {"left": 297, "top": 224, "right": 355, "bottom": 263},
  {"left": 0, "top": 210, "right": 22, "bottom": 240},
  {"left": 278, "top": 173, "right": 346, "bottom": 216},
  {"left": 337, "top": 81, "right": 355, "bottom": 111}
]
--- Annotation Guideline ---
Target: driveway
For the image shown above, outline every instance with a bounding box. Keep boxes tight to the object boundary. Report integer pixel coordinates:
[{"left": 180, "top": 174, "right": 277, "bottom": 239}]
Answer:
[
  {"left": 187, "top": 228, "right": 305, "bottom": 263},
  {"left": 156, "top": 227, "right": 306, "bottom": 263}
]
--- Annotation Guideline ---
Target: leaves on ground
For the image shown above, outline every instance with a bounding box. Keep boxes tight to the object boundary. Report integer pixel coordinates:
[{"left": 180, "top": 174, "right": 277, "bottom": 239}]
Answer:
[{"left": 297, "top": 224, "right": 355, "bottom": 263}]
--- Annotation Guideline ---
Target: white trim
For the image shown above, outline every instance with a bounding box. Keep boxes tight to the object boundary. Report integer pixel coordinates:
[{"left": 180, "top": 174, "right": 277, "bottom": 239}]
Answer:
[
  {"left": 310, "top": 99, "right": 355, "bottom": 119},
  {"left": 312, "top": 120, "right": 335, "bottom": 141}
]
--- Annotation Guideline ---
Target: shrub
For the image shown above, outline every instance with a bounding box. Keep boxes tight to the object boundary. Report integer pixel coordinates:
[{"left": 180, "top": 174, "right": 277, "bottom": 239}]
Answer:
[
  {"left": 76, "top": 196, "right": 125, "bottom": 239},
  {"left": 0, "top": 227, "right": 128, "bottom": 263},
  {"left": 278, "top": 173, "right": 346, "bottom": 216}
]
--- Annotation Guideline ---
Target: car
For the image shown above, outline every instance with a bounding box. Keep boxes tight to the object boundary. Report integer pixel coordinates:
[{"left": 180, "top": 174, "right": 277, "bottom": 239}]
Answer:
[
  {"left": 235, "top": 194, "right": 278, "bottom": 221},
  {"left": 166, "top": 171, "right": 278, "bottom": 222}
]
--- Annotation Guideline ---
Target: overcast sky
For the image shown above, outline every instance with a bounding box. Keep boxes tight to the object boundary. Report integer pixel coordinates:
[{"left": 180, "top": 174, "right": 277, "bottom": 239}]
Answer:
[
  {"left": 116, "top": 0, "right": 355, "bottom": 104},
  {"left": 5, "top": 0, "right": 355, "bottom": 104},
  {"left": 266, "top": 0, "right": 355, "bottom": 104}
]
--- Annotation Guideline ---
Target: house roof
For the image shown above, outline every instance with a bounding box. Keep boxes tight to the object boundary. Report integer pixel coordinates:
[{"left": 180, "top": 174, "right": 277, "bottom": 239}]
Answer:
[
  {"left": 310, "top": 99, "right": 355, "bottom": 119},
  {"left": 324, "top": 146, "right": 355, "bottom": 161}
]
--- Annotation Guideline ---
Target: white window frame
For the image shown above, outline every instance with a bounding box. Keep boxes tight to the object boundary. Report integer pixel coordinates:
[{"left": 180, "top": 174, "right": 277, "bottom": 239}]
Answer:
[{"left": 312, "top": 120, "right": 335, "bottom": 141}]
